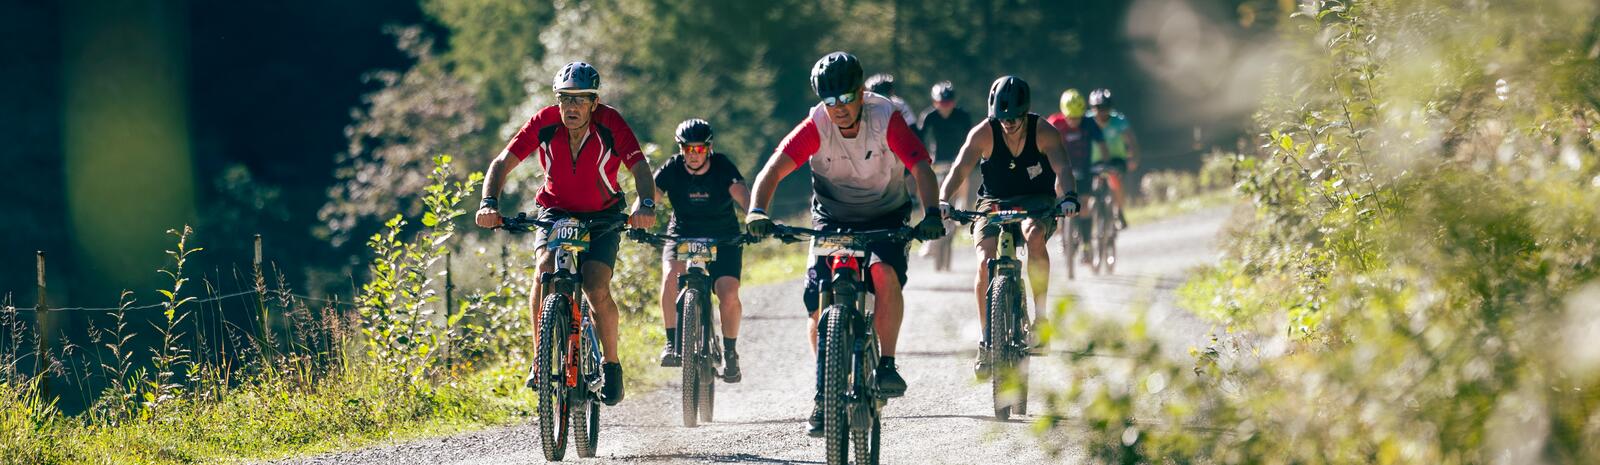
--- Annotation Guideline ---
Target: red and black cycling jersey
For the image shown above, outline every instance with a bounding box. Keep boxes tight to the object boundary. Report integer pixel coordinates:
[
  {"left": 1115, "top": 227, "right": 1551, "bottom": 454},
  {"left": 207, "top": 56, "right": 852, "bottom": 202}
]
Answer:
[{"left": 504, "top": 104, "right": 645, "bottom": 212}]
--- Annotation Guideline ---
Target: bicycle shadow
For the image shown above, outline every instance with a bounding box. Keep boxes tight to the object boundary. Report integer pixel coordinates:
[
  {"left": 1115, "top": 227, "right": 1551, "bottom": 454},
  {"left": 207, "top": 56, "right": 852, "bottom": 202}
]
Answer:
[
  {"left": 885, "top": 413, "right": 1032, "bottom": 424},
  {"left": 620, "top": 452, "right": 824, "bottom": 464}
]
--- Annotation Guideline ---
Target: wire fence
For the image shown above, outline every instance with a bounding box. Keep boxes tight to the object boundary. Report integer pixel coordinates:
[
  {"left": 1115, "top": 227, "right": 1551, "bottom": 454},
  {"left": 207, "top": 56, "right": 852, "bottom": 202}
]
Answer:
[{"left": 5, "top": 288, "right": 356, "bottom": 313}]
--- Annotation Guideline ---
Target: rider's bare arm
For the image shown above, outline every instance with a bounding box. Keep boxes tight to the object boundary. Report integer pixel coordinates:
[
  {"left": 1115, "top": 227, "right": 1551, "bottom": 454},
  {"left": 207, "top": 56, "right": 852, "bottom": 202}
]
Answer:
[
  {"left": 1034, "top": 119, "right": 1077, "bottom": 198},
  {"left": 482, "top": 149, "right": 520, "bottom": 200},
  {"left": 885, "top": 113, "right": 939, "bottom": 209},
  {"left": 628, "top": 160, "right": 658, "bottom": 228},
  {"left": 1122, "top": 128, "right": 1141, "bottom": 170},
  {"left": 476, "top": 149, "right": 523, "bottom": 228},
  {"left": 750, "top": 154, "right": 797, "bottom": 212},
  {"left": 729, "top": 180, "right": 751, "bottom": 214},
  {"left": 939, "top": 124, "right": 990, "bottom": 202}
]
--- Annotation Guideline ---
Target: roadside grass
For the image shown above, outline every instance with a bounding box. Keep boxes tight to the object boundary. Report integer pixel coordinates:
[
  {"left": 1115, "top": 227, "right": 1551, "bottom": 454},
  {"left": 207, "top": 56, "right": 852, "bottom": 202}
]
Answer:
[{"left": 1124, "top": 189, "right": 1239, "bottom": 225}]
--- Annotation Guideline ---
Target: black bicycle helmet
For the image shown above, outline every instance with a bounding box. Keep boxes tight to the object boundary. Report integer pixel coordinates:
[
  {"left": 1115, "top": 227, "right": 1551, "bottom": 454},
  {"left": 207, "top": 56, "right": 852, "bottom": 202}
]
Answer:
[
  {"left": 1088, "top": 88, "right": 1114, "bottom": 109},
  {"left": 866, "top": 73, "right": 895, "bottom": 96},
  {"left": 553, "top": 62, "right": 601, "bottom": 93},
  {"left": 931, "top": 81, "right": 956, "bottom": 102},
  {"left": 810, "top": 51, "right": 865, "bottom": 99},
  {"left": 674, "top": 118, "right": 714, "bottom": 144},
  {"left": 987, "top": 76, "right": 1030, "bottom": 119}
]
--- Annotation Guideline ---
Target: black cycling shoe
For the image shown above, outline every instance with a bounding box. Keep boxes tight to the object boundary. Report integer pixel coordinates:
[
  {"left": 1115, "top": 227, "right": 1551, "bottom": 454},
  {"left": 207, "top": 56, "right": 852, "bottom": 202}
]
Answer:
[
  {"left": 600, "top": 362, "right": 625, "bottom": 406},
  {"left": 807, "top": 400, "right": 825, "bottom": 438},
  {"left": 659, "top": 345, "right": 682, "bottom": 367},
  {"left": 876, "top": 360, "right": 907, "bottom": 398},
  {"left": 722, "top": 349, "right": 742, "bottom": 383},
  {"left": 974, "top": 347, "right": 993, "bottom": 380}
]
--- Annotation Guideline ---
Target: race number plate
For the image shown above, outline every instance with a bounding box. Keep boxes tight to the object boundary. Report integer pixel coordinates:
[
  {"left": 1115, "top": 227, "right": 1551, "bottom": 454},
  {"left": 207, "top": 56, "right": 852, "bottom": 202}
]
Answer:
[
  {"left": 810, "top": 236, "right": 867, "bottom": 258},
  {"left": 987, "top": 210, "right": 1031, "bottom": 226},
  {"left": 673, "top": 239, "right": 718, "bottom": 262},
  {"left": 547, "top": 218, "right": 590, "bottom": 251}
]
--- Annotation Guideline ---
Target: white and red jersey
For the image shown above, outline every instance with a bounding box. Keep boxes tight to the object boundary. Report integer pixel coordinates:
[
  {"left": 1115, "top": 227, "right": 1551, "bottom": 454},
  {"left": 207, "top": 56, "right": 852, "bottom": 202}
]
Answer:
[{"left": 777, "top": 94, "right": 930, "bottom": 222}]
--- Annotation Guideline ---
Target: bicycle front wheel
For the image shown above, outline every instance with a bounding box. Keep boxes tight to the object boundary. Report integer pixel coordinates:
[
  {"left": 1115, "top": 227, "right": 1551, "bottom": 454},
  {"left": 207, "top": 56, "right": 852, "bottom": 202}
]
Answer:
[
  {"left": 536, "top": 293, "right": 573, "bottom": 461},
  {"left": 988, "top": 275, "right": 1023, "bottom": 420},
  {"left": 821, "top": 305, "right": 852, "bottom": 465},
  {"left": 679, "top": 288, "right": 704, "bottom": 427}
]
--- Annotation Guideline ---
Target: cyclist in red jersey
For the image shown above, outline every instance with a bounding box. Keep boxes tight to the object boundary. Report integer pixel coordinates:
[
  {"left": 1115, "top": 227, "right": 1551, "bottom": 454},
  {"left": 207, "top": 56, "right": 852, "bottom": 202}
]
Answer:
[
  {"left": 1045, "top": 89, "right": 1108, "bottom": 264},
  {"left": 475, "top": 62, "right": 656, "bottom": 406}
]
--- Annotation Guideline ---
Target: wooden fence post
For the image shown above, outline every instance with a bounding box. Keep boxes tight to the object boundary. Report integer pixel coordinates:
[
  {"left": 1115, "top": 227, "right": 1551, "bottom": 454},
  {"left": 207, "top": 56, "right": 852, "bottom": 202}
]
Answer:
[
  {"left": 35, "top": 251, "right": 51, "bottom": 399},
  {"left": 444, "top": 250, "right": 454, "bottom": 370},
  {"left": 253, "top": 234, "right": 274, "bottom": 357}
]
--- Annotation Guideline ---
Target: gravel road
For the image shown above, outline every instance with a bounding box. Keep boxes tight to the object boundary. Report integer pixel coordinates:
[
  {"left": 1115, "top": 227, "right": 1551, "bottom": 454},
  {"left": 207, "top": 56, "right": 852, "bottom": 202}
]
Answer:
[{"left": 274, "top": 206, "right": 1232, "bottom": 465}]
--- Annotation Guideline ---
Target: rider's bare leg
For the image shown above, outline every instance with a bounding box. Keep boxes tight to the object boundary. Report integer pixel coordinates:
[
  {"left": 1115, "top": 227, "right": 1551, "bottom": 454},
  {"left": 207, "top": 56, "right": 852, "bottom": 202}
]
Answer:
[
  {"left": 1108, "top": 171, "right": 1126, "bottom": 219},
  {"left": 529, "top": 248, "right": 556, "bottom": 348},
  {"left": 1022, "top": 221, "right": 1052, "bottom": 318},
  {"left": 974, "top": 236, "right": 1000, "bottom": 334},
  {"left": 714, "top": 277, "right": 742, "bottom": 338},
  {"left": 869, "top": 263, "right": 904, "bottom": 357},
  {"left": 580, "top": 261, "right": 621, "bottom": 363},
  {"left": 659, "top": 259, "right": 685, "bottom": 331}
]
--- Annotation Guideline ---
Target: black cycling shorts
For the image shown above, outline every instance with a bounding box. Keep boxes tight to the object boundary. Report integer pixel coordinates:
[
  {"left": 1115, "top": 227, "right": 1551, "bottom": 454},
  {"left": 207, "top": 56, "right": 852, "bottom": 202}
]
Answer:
[
  {"left": 664, "top": 242, "right": 743, "bottom": 281},
  {"left": 971, "top": 194, "right": 1058, "bottom": 242},
  {"left": 802, "top": 207, "right": 912, "bottom": 314},
  {"left": 532, "top": 204, "right": 625, "bottom": 269}
]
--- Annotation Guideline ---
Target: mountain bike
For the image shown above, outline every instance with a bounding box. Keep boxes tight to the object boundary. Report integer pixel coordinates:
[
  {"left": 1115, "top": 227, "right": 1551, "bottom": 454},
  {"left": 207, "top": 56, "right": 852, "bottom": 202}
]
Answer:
[
  {"left": 1088, "top": 166, "right": 1119, "bottom": 275},
  {"left": 500, "top": 211, "right": 626, "bottom": 461},
  {"left": 769, "top": 223, "right": 913, "bottom": 465},
  {"left": 628, "top": 230, "right": 754, "bottom": 427},
  {"left": 949, "top": 207, "right": 1059, "bottom": 420},
  {"left": 1057, "top": 213, "right": 1085, "bottom": 280}
]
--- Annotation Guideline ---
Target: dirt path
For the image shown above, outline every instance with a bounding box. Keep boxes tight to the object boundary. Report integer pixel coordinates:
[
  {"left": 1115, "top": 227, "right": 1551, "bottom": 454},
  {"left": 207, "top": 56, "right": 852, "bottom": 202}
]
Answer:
[{"left": 274, "top": 207, "right": 1232, "bottom": 465}]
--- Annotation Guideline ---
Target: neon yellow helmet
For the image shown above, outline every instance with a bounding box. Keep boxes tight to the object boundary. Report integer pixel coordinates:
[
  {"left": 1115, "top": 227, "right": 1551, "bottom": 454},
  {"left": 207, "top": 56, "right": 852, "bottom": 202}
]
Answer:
[{"left": 1060, "top": 89, "right": 1086, "bottom": 119}]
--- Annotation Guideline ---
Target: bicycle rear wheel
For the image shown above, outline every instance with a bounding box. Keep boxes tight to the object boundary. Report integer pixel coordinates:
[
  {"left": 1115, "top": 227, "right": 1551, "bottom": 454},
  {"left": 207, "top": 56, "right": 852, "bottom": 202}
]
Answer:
[
  {"left": 536, "top": 294, "right": 573, "bottom": 461},
  {"left": 572, "top": 399, "right": 599, "bottom": 457},
  {"left": 821, "top": 306, "right": 851, "bottom": 465},
  {"left": 1059, "top": 218, "right": 1077, "bottom": 280}
]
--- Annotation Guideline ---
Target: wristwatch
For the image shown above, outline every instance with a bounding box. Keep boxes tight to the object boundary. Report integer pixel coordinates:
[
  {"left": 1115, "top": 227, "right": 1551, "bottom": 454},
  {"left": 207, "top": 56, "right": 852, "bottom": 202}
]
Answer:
[{"left": 640, "top": 198, "right": 656, "bottom": 210}]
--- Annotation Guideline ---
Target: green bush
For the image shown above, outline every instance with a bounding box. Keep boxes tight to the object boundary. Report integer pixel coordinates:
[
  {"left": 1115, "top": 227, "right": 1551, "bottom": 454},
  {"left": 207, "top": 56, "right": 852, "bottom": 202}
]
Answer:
[{"left": 1038, "top": 1, "right": 1600, "bottom": 463}]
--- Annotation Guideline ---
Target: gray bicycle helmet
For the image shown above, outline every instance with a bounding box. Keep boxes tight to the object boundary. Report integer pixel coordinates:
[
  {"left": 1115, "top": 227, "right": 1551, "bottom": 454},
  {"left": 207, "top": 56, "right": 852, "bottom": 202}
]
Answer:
[
  {"left": 931, "top": 81, "right": 956, "bottom": 102},
  {"left": 866, "top": 73, "right": 895, "bottom": 96},
  {"left": 553, "top": 62, "right": 601, "bottom": 94}
]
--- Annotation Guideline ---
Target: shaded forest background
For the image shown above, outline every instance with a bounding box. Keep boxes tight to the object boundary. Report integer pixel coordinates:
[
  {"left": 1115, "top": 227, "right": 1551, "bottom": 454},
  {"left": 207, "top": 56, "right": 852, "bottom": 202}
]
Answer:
[{"left": 1, "top": 0, "right": 1279, "bottom": 309}]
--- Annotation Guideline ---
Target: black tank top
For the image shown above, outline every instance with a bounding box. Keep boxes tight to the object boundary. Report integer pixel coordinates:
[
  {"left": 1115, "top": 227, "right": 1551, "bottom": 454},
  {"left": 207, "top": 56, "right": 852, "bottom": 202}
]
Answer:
[{"left": 978, "top": 113, "right": 1056, "bottom": 200}]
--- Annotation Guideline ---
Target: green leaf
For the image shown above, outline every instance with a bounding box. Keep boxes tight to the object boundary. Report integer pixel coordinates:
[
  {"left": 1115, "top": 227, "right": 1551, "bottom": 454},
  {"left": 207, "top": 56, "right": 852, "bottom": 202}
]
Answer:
[{"left": 422, "top": 212, "right": 440, "bottom": 227}]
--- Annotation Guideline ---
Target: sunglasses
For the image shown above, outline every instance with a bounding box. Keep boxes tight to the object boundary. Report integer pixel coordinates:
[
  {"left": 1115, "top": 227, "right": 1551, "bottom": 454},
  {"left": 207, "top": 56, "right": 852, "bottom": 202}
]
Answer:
[
  {"left": 998, "top": 116, "right": 1024, "bottom": 125},
  {"left": 556, "top": 94, "right": 596, "bottom": 106},
  {"left": 681, "top": 144, "right": 710, "bottom": 155},
  {"left": 821, "top": 91, "right": 860, "bottom": 107}
]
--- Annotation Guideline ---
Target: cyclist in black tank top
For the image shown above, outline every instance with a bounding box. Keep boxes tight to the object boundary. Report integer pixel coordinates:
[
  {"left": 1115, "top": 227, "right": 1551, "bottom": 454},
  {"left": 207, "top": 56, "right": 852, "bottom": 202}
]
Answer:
[
  {"left": 937, "top": 76, "right": 1081, "bottom": 379},
  {"left": 977, "top": 114, "right": 1056, "bottom": 200}
]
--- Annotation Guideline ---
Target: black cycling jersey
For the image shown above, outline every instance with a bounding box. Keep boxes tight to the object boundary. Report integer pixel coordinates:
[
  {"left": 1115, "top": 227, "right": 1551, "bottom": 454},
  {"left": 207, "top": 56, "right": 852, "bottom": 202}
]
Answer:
[
  {"left": 977, "top": 113, "right": 1056, "bottom": 200},
  {"left": 917, "top": 106, "right": 973, "bottom": 164},
  {"left": 653, "top": 152, "right": 744, "bottom": 236}
]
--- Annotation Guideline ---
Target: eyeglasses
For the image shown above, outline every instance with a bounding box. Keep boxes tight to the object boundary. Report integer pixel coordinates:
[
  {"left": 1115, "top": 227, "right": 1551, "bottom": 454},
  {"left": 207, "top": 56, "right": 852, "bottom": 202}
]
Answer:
[
  {"left": 681, "top": 144, "right": 710, "bottom": 155},
  {"left": 821, "top": 91, "right": 859, "bottom": 107},
  {"left": 556, "top": 94, "right": 596, "bottom": 106},
  {"left": 998, "top": 116, "right": 1024, "bottom": 125}
]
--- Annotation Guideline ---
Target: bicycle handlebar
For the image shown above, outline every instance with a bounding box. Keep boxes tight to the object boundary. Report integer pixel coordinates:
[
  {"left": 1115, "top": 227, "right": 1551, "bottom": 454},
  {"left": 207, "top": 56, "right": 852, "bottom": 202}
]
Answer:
[
  {"left": 497, "top": 212, "right": 630, "bottom": 234},
  {"left": 626, "top": 230, "right": 756, "bottom": 247},
  {"left": 767, "top": 223, "right": 914, "bottom": 244},
  {"left": 945, "top": 208, "right": 1062, "bottom": 225}
]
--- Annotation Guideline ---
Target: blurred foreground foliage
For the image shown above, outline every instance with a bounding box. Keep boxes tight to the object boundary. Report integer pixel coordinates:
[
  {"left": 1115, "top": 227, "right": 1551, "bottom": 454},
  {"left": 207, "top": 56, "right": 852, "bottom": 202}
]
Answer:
[{"left": 1040, "top": 1, "right": 1600, "bottom": 463}]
